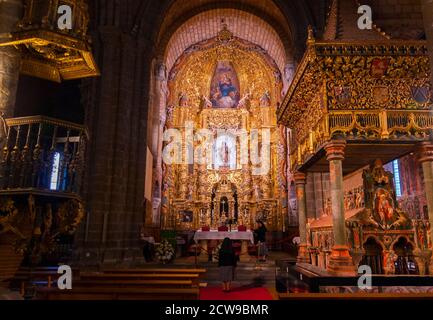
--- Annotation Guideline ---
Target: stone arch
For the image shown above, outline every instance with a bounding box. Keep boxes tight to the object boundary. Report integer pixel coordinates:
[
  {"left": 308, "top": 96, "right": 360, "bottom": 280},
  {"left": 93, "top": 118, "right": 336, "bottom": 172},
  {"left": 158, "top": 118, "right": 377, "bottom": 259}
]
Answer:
[
  {"left": 145, "top": 0, "right": 304, "bottom": 226},
  {"left": 390, "top": 235, "right": 417, "bottom": 252},
  {"left": 153, "top": 0, "right": 297, "bottom": 53},
  {"left": 360, "top": 236, "right": 385, "bottom": 274},
  {"left": 362, "top": 235, "right": 386, "bottom": 251},
  {"left": 159, "top": 7, "right": 291, "bottom": 72}
]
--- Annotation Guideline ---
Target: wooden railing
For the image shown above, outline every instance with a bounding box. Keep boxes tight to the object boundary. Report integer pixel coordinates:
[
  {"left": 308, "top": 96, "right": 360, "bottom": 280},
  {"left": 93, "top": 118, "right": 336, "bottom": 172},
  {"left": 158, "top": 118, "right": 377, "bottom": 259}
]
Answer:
[
  {"left": 0, "top": 116, "right": 87, "bottom": 194},
  {"left": 290, "top": 110, "right": 433, "bottom": 170}
]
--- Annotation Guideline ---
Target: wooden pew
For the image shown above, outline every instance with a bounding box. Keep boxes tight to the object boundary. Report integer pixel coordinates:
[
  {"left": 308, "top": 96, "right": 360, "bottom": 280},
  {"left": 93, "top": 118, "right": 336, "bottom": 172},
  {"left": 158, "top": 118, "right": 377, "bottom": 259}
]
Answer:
[
  {"left": 80, "top": 273, "right": 200, "bottom": 281},
  {"left": 75, "top": 279, "right": 193, "bottom": 288},
  {"left": 11, "top": 267, "right": 80, "bottom": 295},
  {"left": 102, "top": 268, "right": 206, "bottom": 274},
  {"left": 36, "top": 287, "right": 200, "bottom": 300},
  {"left": 279, "top": 292, "right": 433, "bottom": 300},
  {"left": 32, "top": 267, "right": 206, "bottom": 300}
]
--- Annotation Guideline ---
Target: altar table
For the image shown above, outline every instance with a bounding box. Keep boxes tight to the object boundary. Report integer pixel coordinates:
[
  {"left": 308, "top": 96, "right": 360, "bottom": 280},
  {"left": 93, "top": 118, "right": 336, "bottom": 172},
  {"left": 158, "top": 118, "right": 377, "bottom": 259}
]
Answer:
[
  {"left": 193, "top": 230, "right": 254, "bottom": 243},
  {"left": 193, "top": 230, "right": 254, "bottom": 261}
]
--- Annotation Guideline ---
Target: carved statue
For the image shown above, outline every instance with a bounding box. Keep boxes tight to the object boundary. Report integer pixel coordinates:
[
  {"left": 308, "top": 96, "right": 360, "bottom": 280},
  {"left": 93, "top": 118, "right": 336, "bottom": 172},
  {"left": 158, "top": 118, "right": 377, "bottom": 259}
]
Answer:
[
  {"left": 361, "top": 159, "right": 411, "bottom": 230},
  {"left": 371, "top": 159, "right": 392, "bottom": 185},
  {"left": 200, "top": 95, "right": 212, "bottom": 109},
  {"left": 238, "top": 92, "right": 251, "bottom": 109},
  {"left": 383, "top": 250, "right": 397, "bottom": 275},
  {"left": 178, "top": 92, "right": 188, "bottom": 107},
  {"left": 0, "top": 112, "right": 8, "bottom": 143},
  {"left": 259, "top": 91, "right": 271, "bottom": 107}
]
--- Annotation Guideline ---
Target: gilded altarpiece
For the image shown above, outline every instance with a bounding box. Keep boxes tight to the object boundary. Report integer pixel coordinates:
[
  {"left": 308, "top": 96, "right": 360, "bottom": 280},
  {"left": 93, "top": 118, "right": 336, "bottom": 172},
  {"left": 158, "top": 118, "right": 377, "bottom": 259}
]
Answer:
[{"left": 161, "top": 28, "right": 288, "bottom": 231}]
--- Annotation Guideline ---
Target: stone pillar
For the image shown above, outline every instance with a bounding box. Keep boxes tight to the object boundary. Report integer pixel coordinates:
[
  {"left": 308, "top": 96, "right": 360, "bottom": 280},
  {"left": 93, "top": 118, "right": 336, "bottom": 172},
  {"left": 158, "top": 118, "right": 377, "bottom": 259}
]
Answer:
[
  {"left": 294, "top": 172, "right": 310, "bottom": 263},
  {"left": 421, "top": 0, "right": 433, "bottom": 91},
  {"left": 324, "top": 140, "right": 355, "bottom": 275},
  {"left": 417, "top": 142, "right": 433, "bottom": 273},
  {"left": 0, "top": 0, "right": 23, "bottom": 120}
]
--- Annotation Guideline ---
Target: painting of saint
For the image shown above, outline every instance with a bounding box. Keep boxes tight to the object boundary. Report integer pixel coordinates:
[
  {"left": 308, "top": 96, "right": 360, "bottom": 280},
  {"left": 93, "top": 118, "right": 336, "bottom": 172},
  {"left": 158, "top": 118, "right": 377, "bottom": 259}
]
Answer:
[
  {"left": 210, "top": 61, "right": 240, "bottom": 108},
  {"left": 373, "top": 188, "right": 395, "bottom": 228}
]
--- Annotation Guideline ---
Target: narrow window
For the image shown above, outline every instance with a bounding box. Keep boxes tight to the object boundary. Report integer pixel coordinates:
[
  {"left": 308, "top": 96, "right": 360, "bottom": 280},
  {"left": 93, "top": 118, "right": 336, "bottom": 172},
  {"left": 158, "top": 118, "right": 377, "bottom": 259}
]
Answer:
[
  {"left": 393, "top": 159, "right": 402, "bottom": 197},
  {"left": 50, "top": 152, "right": 61, "bottom": 190}
]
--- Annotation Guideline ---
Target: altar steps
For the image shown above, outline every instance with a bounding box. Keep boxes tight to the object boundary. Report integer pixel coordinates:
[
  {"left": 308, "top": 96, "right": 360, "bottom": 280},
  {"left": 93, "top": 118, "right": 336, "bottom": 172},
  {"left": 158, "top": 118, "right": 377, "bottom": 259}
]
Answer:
[{"left": 199, "top": 261, "right": 277, "bottom": 287}]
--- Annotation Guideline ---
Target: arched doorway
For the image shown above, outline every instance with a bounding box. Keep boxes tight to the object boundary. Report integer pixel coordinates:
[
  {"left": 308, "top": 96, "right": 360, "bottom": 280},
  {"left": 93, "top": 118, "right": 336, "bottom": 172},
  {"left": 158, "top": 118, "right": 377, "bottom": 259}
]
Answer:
[
  {"left": 392, "top": 237, "right": 419, "bottom": 275},
  {"left": 360, "top": 237, "right": 384, "bottom": 274}
]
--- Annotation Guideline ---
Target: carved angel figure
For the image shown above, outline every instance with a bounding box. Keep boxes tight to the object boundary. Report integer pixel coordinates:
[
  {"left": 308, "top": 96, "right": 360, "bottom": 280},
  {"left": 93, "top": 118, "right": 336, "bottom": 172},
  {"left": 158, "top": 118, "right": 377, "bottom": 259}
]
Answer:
[
  {"left": 200, "top": 95, "right": 212, "bottom": 109},
  {"left": 383, "top": 250, "right": 397, "bottom": 275},
  {"left": 238, "top": 92, "right": 251, "bottom": 109}
]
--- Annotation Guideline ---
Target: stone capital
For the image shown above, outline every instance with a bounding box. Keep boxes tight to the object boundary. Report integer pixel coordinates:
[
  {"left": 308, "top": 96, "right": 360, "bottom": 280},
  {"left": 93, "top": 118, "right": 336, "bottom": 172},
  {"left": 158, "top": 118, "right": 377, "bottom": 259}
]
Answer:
[
  {"left": 417, "top": 141, "right": 433, "bottom": 163},
  {"left": 293, "top": 172, "right": 306, "bottom": 185},
  {"left": 325, "top": 140, "right": 346, "bottom": 162}
]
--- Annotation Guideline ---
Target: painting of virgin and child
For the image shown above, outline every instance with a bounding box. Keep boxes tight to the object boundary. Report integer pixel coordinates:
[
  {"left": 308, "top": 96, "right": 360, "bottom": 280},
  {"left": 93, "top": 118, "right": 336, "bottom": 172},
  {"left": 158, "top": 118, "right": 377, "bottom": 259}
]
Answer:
[{"left": 210, "top": 61, "right": 240, "bottom": 108}]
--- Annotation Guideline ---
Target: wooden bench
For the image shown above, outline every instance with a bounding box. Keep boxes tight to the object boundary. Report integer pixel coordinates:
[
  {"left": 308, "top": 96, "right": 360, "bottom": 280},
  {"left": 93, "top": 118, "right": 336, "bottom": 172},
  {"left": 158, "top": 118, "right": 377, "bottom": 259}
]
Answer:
[
  {"left": 36, "top": 287, "right": 200, "bottom": 300},
  {"left": 102, "top": 268, "right": 206, "bottom": 274},
  {"left": 80, "top": 272, "right": 200, "bottom": 280},
  {"left": 75, "top": 279, "right": 194, "bottom": 288},
  {"left": 28, "top": 267, "right": 207, "bottom": 300},
  {"left": 11, "top": 268, "right": 80, "bottom": 295},
  {"left": 278, "top": 293, "right": 433, "bottom": 300}
]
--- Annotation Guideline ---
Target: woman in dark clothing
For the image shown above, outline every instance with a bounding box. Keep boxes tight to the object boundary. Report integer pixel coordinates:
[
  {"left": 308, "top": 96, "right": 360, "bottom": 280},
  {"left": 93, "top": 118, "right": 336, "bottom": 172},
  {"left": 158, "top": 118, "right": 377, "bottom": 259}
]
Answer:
[
  {"left": 254, "top": 221, "right": 268, "bottom": 262},
  {"left": 218, "top": 237, "right": 237, "bottom": 292}
]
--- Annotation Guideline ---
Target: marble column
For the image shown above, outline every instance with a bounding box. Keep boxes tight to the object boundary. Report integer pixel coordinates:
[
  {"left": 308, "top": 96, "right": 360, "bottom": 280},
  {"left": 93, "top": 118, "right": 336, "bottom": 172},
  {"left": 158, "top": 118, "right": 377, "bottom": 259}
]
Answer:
[
  {"left": 294, "top": 172, "right": 310, "bottom": 263},
  {"left": 324, "top": 140, "right": 355, "bottom": 275},
  {"left": 417, "top": 142, "right": 433, "bottom": 274},
  {"left": 421, "top": 0, "right": 433, "bottom": 91},
  {"left": 0, "top": 0, "right": 23, "bottom": 121}
]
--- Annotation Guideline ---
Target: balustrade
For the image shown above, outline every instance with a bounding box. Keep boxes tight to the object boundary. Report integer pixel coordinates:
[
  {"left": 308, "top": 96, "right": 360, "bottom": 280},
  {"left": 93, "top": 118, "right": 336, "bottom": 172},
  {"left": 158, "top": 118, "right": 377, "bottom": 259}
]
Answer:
[{"left": 0, "top": 116, "right": 87, "bottom": 194}]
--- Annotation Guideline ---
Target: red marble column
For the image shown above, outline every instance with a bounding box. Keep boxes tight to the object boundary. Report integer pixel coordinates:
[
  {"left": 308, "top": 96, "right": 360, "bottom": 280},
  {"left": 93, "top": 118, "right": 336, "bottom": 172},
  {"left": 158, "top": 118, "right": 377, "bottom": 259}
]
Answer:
[
  {"left": 294, "top": 172, "right": 310, "bottom": 263},
  {"left": 417, "top": 142, "right": 433, "bottom": 273},
  {"left": 324, "top": 140, "right": 355, "bottom": 275}
]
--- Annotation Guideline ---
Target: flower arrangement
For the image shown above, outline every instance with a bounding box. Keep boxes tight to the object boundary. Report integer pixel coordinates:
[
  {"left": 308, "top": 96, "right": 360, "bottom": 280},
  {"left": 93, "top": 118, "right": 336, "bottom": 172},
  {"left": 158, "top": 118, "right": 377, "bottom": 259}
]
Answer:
[
  {"left": 155, "top": 239, "right": 175, "bottom": 264},
  {"left": 212, "top": 242, "right": 222, "bottom": 262}
]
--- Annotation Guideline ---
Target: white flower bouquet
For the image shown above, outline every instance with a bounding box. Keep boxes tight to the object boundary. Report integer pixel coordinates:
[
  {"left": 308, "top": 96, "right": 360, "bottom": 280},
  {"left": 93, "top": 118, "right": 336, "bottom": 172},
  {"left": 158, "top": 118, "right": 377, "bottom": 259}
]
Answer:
[{"left": 155, "top": 239, "right": 175, "bottom": 264}]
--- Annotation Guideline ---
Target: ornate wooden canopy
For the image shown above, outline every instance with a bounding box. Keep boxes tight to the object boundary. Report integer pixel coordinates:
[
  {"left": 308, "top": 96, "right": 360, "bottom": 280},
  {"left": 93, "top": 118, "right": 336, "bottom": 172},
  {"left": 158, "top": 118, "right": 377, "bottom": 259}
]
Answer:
[
  {"left": 277, "top": 27, "right": 433, "bottom": 174},
  {"left": 0, "top": 0, "right": 99, "bottom": 82}
]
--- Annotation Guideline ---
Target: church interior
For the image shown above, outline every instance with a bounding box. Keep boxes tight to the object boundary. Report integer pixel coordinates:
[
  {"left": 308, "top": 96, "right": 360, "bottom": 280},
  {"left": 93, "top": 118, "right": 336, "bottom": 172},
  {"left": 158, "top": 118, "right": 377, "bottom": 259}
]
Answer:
[{"left": 1, "top": 0, "right": 433, "bottom": 301}]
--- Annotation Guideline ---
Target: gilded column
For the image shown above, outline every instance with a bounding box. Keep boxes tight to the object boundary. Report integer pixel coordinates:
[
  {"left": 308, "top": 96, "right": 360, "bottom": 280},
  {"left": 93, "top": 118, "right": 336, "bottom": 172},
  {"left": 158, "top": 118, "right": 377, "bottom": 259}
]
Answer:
[
  {"left": 294, "top": 172, "right": 310, "bottom": 263},
  {"left": 324, "top": 140, "right": 355, "bottom": 275},
  {"left": 417, "top": 142, "right": 433, "bottom": 273},
  {"left": 0, "top": 0, "right": 23, "bottom": 120}
]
